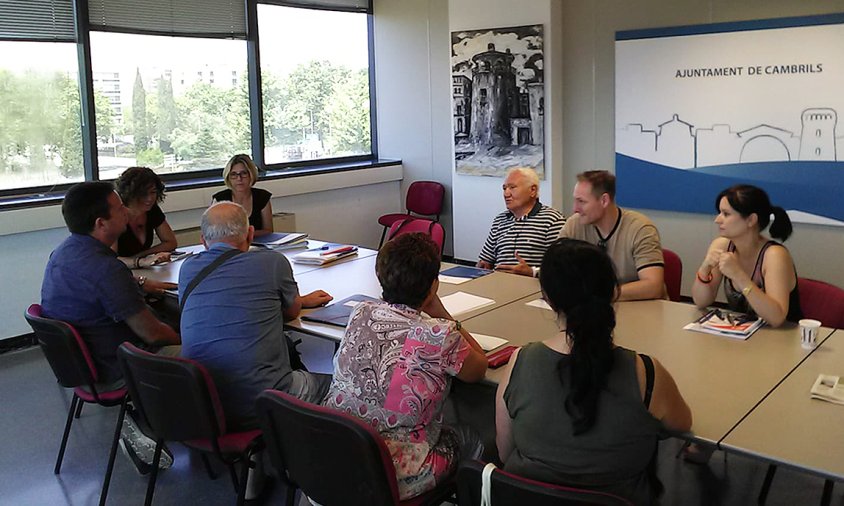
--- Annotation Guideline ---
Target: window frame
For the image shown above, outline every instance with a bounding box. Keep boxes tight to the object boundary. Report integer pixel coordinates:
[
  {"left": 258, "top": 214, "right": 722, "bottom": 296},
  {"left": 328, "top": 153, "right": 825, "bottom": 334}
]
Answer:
[{"left": 0, "top": 0, "right": 379, "bottom": 203}]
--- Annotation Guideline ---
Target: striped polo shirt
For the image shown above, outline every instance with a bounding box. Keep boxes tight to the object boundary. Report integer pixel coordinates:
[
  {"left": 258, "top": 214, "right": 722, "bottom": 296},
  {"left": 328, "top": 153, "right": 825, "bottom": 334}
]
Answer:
[{"left": 479, "top": 201, "right": 565, "bottom": 267}]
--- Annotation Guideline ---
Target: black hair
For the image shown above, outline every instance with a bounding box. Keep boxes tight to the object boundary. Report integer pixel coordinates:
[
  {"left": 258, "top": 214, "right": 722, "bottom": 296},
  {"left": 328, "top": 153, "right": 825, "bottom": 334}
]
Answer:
[
  {"left": 61, "top": 182, "right": 116, "bottom": 234},
  {"left": 376, "top": 233, "right": 440, "bottom": 308},
  {"left": 539, "top": 238, "right": 619, "bottom": 435},
  {"left": 716, "top": 184, "right": 792, "bottom": 241},
  {"left": 115, "top": 166, "right": 166, "bottom": 206}
]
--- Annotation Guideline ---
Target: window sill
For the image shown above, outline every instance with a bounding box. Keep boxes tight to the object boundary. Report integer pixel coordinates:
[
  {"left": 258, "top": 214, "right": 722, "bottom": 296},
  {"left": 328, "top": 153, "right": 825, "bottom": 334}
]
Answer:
[{"left": 0, "top": 158, "right": 402, "bottom": 236}]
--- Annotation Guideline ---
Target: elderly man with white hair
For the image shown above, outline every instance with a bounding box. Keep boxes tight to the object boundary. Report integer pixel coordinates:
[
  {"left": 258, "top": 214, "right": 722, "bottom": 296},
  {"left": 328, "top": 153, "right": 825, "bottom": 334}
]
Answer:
[
  {"left": 178, "top": 201, "right": 333, "bottom": 431},
  {"left": 477, "top": 167, "right": 565, "bottom": 277}
]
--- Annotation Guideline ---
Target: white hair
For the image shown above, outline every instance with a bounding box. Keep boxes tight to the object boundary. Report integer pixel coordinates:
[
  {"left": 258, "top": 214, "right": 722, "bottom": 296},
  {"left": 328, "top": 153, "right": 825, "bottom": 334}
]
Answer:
[
  {"left": 506, "top": 167, "right": 540, "bottom": 188},
  {"left": 201, "top": 201, "right": 249, "bottom": 243}
]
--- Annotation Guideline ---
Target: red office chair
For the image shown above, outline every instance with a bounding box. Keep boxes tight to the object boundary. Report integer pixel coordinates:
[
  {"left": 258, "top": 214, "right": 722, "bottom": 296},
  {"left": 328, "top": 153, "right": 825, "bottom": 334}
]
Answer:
[
  {"left": 378, "top": 181, "right": 445, "bottom": 247},
  {"left": 115, "top": 343, "right": 263, "bottom": 506},
  {"left": 456, "top": 460, "right": 633, "bottom": 506},
  {"left": 662, "top": 248, "right": 682, "bottom": 302},
  {"left": 256, "top": 390, "right": 455, "bottom": 506},
  {"left": 797, "top": 277, "right": 844, "bottom": 328},
  {"left": 757, "top": 277, "right": 844, "bottom": 506},
  {"left": 24, "top": 304, "right": 129, "bottom": 506},
  {"left": 386, "top": 218, "right": 445, "bottom": 256}
]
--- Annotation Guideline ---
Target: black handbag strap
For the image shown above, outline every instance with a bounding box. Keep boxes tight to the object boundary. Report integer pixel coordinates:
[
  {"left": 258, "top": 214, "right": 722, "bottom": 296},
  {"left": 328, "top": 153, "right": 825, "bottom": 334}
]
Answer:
[
  {"left": 179, "top": 248, "right": 242, "bottom": 312},
  {"left": 639, "top": 353, "right": 655, "bottom": 408}
]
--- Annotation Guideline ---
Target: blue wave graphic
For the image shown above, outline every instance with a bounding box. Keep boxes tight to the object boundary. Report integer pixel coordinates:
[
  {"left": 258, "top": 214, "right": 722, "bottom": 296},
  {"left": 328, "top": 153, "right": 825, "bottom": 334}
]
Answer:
[{"left": 616, "top": 154, "right": 844, "bottom": 222}]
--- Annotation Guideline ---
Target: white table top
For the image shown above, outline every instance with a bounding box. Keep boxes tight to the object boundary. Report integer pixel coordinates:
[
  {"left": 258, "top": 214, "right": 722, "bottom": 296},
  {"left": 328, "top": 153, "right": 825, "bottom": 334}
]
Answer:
[
  {"left": 719, "top": 329, "right": 844, "bottom": 480},
  {"left": 463, "top": 297, "right": 830, "bottom": 445}
]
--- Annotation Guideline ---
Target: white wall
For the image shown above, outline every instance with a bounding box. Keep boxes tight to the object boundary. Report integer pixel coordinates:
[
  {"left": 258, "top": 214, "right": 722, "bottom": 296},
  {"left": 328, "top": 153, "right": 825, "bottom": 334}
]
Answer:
[
  {"left": 449, "top": 0, "right": 564, "bottom": 261},
  {"left": 373, "top": 0, "right": 456, "bottom": 255},
  {"left": 559, "top": 0, "right": 844, "bottom": 295}
]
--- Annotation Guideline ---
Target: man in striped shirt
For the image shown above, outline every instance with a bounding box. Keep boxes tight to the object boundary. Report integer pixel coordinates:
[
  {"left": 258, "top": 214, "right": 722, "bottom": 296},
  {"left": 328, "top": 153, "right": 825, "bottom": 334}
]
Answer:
[{"left": 477, "top": 168, "right": 565, "bottom": 277}]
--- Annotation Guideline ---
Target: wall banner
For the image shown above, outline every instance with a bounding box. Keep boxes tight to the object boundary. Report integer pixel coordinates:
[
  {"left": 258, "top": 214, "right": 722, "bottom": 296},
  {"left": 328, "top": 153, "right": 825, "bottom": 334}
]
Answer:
[{"left": 615, "top": 14, "right": 844, "bottom": 226}]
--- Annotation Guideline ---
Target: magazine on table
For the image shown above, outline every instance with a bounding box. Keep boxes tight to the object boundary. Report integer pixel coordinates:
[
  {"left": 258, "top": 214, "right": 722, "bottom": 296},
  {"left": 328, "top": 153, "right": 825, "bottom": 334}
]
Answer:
[
  {"left": 810, "top": 374, "right": 844, "bottom": 406},
  {"left": 683, "top": 308, "right": 764, "bottom": 340}
]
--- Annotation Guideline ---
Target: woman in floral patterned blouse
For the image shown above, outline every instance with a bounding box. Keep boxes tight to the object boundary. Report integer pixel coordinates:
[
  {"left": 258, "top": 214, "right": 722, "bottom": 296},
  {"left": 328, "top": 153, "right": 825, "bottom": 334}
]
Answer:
[{"left": 323, "top": 233, "right": 488, "bottom": 500}]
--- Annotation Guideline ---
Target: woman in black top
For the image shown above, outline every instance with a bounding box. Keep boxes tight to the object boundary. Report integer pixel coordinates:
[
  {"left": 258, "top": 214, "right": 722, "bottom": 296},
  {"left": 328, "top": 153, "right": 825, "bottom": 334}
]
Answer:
[
  {"left": 692, "top": 185, "right": 801, "bottom": 327},
  {"left": 114, "top": 167, "right": 177, "bottom": 268},
  {"left": 212, "top": 154, "right": 273, "bottom": 237},
  {"left": 495, "top": 239, "right": 691, "bottom": 505}
]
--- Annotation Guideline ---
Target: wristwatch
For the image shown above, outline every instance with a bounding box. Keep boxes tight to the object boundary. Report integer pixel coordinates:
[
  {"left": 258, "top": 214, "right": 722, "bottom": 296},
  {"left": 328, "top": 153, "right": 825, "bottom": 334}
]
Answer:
[{"left": 137, "top": 276, "right": 147, "bottom": 287}]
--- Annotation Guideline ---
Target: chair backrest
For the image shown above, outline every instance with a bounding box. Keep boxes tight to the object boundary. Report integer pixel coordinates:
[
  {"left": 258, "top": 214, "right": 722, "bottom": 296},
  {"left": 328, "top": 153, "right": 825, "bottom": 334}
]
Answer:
[
  {"left": 798, "top": 277, "right": 844, "bottom": 329},
  {"left": 456, "top": 460, "right": 633, "bottom": 506},
  {"left": 255, "top": 390, "right": 400, "bottom": 506},
  {"left": 662, "top": 248, "right": 682, "bottom": 302},
  {"left": 387, "top": 218, "right": 445, "bottom": 255},
  {"left": 117, "top": 342, "right": 226, "bottom": 442},
  {"left": 25, "top": 304, "right": 99, "bottom": 389},
  {"left": 405, "top": 181, "right": 445, "bottom": 219}
]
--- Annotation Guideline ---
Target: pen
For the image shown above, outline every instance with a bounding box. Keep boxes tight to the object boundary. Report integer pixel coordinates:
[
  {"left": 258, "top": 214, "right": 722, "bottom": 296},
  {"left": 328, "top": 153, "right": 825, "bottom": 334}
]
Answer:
[
  {"left": 696, "top": 309, "right": 716, "bottom": 324},
  {"left": 320, "top": 246, "right": 355, "bottom": 256}
]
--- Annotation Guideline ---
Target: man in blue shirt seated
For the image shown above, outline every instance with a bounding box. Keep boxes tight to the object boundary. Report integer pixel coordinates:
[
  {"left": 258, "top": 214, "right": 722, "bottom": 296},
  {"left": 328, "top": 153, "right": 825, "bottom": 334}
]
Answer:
[
  {"left": 179, "top": 201, "right": 333, "bottom": 431},
  {"left": 41, "top": 182, "right": 181, "bottom": 473}
]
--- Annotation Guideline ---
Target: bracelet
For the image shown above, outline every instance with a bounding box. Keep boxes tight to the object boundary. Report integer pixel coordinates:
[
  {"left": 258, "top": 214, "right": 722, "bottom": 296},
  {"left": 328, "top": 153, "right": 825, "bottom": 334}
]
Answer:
[
  {"left": 741, "top": 284, "right": 753, "bottom": 297},
  {"left": 134, "top": 257, "right": 141, "bottom": 269},
  {"left": 696, "top": 270, "right": 713, "bottom": 284}
]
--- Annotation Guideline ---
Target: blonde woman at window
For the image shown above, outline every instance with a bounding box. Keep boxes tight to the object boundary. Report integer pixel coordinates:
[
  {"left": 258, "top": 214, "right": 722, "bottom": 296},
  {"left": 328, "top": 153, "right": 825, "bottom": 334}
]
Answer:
[{"left": 212, "top": 154, "right": 274, "bottom": 237}]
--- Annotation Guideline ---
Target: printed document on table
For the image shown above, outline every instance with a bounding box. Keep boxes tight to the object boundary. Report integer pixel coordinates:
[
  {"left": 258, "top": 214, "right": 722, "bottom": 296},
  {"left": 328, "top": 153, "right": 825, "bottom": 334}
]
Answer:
[
  {"left": 438, "top": 274, "right": 472, "bottom": 285},
  {"left": 526, "top": 298, "right": 552, "bottom": 311},
  {"left": 472, "top": 333, "right": 509, "bottom": 351},
  {"left": 810, "top": 374, "right": 844, "bottom": 406},
  {"left": 440, "top": 291, "right": 495, "bottom": 316}
]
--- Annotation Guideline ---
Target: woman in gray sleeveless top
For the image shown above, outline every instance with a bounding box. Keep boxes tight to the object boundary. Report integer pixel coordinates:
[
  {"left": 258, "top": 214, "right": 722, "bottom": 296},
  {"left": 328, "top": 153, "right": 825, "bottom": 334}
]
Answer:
[{"left": 495, "top": 239, "right": 692, "bottom": 505}]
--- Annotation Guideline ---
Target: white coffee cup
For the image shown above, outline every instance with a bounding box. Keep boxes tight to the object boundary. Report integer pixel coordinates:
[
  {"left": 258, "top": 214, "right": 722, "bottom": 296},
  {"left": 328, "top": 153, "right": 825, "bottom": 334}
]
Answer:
[{"left": 799, "top": 319, "right": 821, "bottom": 349}]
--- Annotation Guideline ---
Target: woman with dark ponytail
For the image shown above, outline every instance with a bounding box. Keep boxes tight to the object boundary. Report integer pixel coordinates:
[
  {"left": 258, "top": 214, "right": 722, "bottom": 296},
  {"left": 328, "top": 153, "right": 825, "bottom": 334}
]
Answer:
[
  {"left": 495, "top": 239, "right": 691, "bottom": 505},
  {"left": 692, "top": 185, "right": 802, "bottom": 327}
]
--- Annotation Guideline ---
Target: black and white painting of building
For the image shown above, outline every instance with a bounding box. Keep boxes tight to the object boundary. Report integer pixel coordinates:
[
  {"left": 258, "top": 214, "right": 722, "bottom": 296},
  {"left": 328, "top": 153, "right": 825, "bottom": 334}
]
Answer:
[{"left": 451, "top": 24, "right": 544, "bottom": 177}]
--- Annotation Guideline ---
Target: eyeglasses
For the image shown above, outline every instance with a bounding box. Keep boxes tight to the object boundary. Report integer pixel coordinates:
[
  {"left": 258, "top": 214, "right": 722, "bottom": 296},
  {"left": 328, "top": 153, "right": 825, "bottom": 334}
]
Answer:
[{"left": 229, "top": 171, "right": 250, "bottom": 180}]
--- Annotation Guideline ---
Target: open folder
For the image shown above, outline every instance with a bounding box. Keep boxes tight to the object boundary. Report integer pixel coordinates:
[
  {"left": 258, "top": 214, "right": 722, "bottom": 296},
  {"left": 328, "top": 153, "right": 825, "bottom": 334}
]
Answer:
[{"left": 301, "top": 294, "right": 380, "bottom": 327}]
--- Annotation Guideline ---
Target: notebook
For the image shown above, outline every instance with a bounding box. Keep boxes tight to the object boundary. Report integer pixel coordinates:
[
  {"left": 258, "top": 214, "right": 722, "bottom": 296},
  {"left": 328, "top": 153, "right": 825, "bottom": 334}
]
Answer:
[
  {"left": 301, "top": 294, "right": 380, "bottom": 327},
  {"left": 292, "top": 245, "right": 358, "bottom": 265},
  {"left": 252, "top": 232, "right": 309, "bottom": 248}
]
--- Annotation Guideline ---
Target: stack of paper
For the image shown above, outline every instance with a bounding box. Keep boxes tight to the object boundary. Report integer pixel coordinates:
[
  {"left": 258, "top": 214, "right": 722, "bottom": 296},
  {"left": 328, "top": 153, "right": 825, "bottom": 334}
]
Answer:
[
  {"left": 440, "top": 291, "right": 495, "bottom": 316},
  {"left": 292, "top": 245, "right": 358, "bottom": 265},
  {"left": 472, "top": 333, "right": 509, "bottom": 351},
  {"left": 810, "top": 374, "right": 844, "bottom": 405},
  {"left": 683, "top": 308, "right": 764, "bottom": 340},
  {"left": 253, "top": 232, "right": 309, "bottom": 250}
]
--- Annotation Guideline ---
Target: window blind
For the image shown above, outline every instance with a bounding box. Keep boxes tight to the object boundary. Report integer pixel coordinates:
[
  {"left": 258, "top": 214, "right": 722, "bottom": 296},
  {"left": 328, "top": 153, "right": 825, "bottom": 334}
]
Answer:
[
  {"left": 259, "top": 0, "right": 370, "bottom": 14},
  {"left": 88, "top": 0, "right": 247, "bottom": 39},
  {"left": 0, "top": 0, "right": 75, "bottom": 41}
]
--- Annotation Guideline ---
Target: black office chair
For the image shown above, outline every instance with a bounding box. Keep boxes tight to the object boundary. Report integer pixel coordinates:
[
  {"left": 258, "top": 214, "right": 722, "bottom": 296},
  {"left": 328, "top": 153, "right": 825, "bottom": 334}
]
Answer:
[
  {"left": 256, "top": 389, "right": 455, "bottom": 506},
  {"left": 457, "top": 460, "right": 633, "bottom": 506},
  {"left": 115, "top": 342, "right": 263, "bottom": 506},
  {"left": 24, "top": 303, "right": 129, "bottom": 506}
]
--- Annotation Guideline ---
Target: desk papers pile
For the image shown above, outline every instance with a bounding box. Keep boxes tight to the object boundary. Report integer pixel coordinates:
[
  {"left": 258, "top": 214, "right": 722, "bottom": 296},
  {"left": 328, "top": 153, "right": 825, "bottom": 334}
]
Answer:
[
  {"left": 683, "top": 308, "right": 763, "bottom": 340},
  {"left": 810, "top": 374, "right": 844, "bottom": 405}
]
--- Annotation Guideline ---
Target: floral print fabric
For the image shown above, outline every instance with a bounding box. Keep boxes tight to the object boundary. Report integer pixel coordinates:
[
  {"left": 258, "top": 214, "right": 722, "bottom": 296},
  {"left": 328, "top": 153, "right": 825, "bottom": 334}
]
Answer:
[{"left": 323, "top": 301, "right": 470, "bottom": 499}]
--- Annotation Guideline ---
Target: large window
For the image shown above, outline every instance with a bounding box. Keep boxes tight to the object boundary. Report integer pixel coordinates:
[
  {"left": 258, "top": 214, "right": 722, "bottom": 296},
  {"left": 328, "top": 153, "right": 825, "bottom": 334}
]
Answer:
[
  {"left": 0, "top": 42, "right": 84, "bottom": 191},
  {"left": 258, "top": 4, "right": 372, "bottom": 164},
  {"left": 0, "top": 0, "right": 376, "bottom": 200},
  {"left": 90, "top": 33, "right": 251, "bottom": 179}
]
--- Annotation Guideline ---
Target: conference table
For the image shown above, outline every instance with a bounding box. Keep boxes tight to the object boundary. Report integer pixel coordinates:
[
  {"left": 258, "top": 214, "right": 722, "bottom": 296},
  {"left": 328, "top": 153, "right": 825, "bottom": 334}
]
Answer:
[
  {"left": 139, "top": 239, "right": 843, "bottom": 483},
  {"left": 720, "top": 329, "right": 844, "bottom": 482}
]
